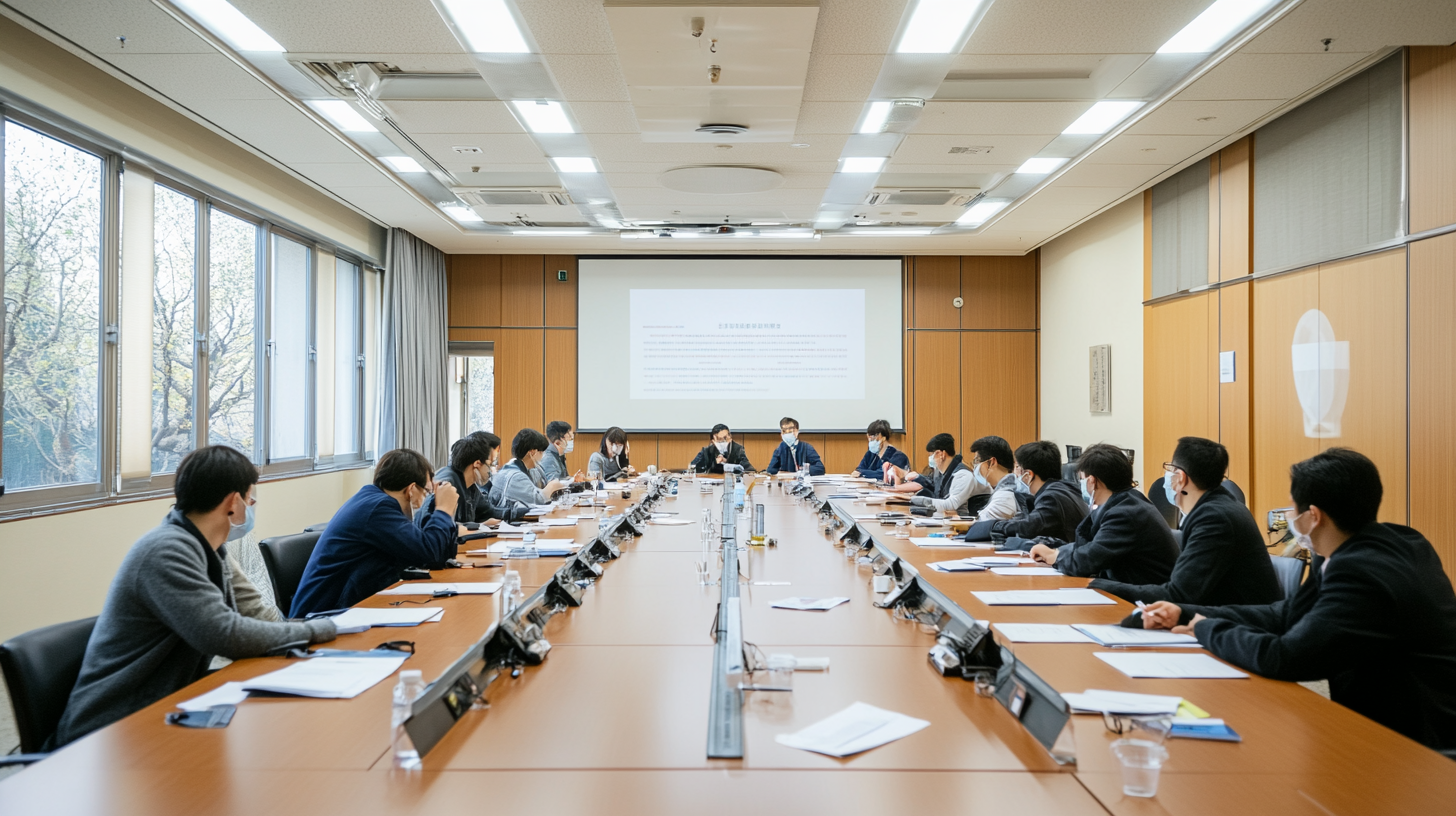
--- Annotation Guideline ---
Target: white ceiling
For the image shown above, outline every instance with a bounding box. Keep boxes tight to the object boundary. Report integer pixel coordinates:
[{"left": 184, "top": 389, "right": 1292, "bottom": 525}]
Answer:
[{"left": 5, "top": 0, "right": 1456, "bottom": 255}]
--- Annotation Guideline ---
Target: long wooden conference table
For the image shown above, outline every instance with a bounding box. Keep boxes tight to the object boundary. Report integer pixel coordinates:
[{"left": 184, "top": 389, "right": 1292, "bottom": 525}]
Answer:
[{"left": 3, "top": 476, "right": 1455, "bottom": 815}]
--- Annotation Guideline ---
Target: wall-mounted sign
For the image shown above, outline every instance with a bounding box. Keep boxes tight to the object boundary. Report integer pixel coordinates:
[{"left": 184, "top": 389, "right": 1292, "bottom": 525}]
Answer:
[
  {"left": 1219, "top": 351, "right": 1235, "bottom": 383},
  {"left": 1089, "top": 344, "right": 1111, "bottom": 414}
]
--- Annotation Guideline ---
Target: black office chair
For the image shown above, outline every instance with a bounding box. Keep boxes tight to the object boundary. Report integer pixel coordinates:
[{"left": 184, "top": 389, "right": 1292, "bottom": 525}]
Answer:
[
  {"left": 0, "top": 616, "right": 97, "bottom": 765},
  {"left": 1147, "top": 476, "right": 1181, "bottom": 529},
  {"left": 1061, "top": 461, "right": 1080, "bottom": 482},
  {"left": 1269, "top": 555, "right": 1305, "bottom": 600},
  {"left": 258, "top": 531, "right": 322, "bottom": 618},
  {"left": 302, "top": 521, "right": 330, "bottom": 533},
  {"left": 1221, "top": 478, "right": 1247, "bottom": 507}
]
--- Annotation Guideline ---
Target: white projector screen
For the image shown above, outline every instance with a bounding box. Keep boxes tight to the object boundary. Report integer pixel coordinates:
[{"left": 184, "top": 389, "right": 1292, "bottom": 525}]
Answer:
[{"left": 577, "top": 258, "right": 903, "bottom": 432}]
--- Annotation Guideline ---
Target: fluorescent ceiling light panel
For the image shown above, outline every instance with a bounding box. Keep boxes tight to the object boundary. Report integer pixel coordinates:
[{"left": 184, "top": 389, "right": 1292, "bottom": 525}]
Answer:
[
  {"left": 1062, "top": 101, "right": 1144, "bottom": 135},
  {"left": 551, "top": 157, "right": 598, "bottom": 173},
  {"left": 512, "top": 100, "right": 574, "bottom": 134},
  {"left": 512, "top": 229, "right": 592, "bottom": 236},
  {"left": 841, "top": 157, "right": 886, "bottom": 173},
  {"left": 859, "top": 101, "right": 892, "bottom": 134},
  {"left": 174, "top": 0, "right": 285, "bottom": 51},
  {"left": 443, "top": 206, "right": 483, "bottom": 223},
  {"left": 310, "top": 100, "right": 378, "bottom": 133},
  {"left": 1015, "top": 157, "right": 1069, "bottom": 174},
  {"left": 957, "top": 199, "right": 1008, "bottom": 226},
  {"left": 381, "top": 156, "right": 426, "bottom": 173},
  {"left": 750, "top": 222, "right": 783, "bottom": 226},
  {"left": 438, "top": 0, "right": 529, "bottom": 53},
  {"left": 897, "top": 0, "right": 993, "bottom": 54},
  {"left": 843, "top": 228, "right": 934, "bottom": 236},
  {"left": 1158, "top": 0, "right": 1279, "bottom": 54}
]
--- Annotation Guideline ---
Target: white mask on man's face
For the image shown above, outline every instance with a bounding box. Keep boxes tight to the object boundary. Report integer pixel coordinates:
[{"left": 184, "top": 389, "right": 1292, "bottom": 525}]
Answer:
[{"left": 714, "top": 440, "right": 729, "bottom": 454}]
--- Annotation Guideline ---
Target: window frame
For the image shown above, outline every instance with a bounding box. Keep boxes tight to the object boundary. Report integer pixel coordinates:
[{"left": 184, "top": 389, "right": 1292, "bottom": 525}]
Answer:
[
  {"left": 261, "top": 225, "right": 316, "bottom": 475},
  {"left": 331, "top": 255, "right": 368, "bottom": 467},
  {"left": 148, "top": 179, "right": 205, "bottom": 478}
]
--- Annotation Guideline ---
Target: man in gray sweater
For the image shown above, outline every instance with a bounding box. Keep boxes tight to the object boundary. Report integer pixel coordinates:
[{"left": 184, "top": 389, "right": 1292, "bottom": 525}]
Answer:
[{"left": 54, "top": 446, "right": 339, "bottom": 747}]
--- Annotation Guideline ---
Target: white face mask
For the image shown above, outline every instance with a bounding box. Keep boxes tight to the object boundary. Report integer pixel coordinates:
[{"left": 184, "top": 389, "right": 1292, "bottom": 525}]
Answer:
[
  {"left": 928, "top": 454, "right": 942, "bottom": 473},
  {"left": 714, "top": 440, "right": 729, "bottom": 454},
  {"left": 609, "top": 443, "right": 623, "bottom": 457},
  {"left": 1288, "top": 509, "right": 1314, "bottom": 551},
  {"left": 564, "top": 439, "right": 574, "bottom": 453}
]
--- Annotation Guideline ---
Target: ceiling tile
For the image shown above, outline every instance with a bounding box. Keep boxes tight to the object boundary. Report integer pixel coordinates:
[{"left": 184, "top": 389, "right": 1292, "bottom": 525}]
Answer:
[
  {"left": 545, "top": 54, "right": 632, "bottom": 101},
  {"left": 1178, "top": 52, "right": 1365, "bottom": 101},
  {"left": 809, "top": 0, "right": 912, "bottom": 56},
  {"left": 516, "top": 0, "right": 619, "bottom": 55},
  {"left": 893, "top": 134, "right": 1055, "bottom": 165},
  {"left": 106, "top": 53, "right": 279, "bottom": 100},
  {"left": 1085, "top": 133, "right": 1220, "bottom": 165},
  {"left": 412, "top": 133, "right": 546, "bottom": 165},
  {"left": 965, "top": 0, "right": 1206, "bottom": 55},
  {"left": 569, "top": 102, "right": 641, "bottom": 134},
  {"left": 233, "top": 0, "right": 462, "bottom": 54},
  {"left": 801, "top": 55, "right": 886, "bottom": 102},
  {"left": 384, "top": 101, "right": 525, "bottom": 134},
  {"left": 1242, "top": 0, "right": 1456, "bottom": 53},
  {"left": 915, "top": 101, "right": 1091, "bottom": 136},
  {"left": 1125, "top": 99, "right": 1284, "bottom": 135},
  {"left": 6, "top": 0, "right": 217, "bottom": 53},
  {"left": 1055, "top": 163, "right": 1165, "bottom": 189},
  {"left": 794, "top": 102, "right": 866, "bottom": 135},
  {"left": 291, "top": 161, "right": 397, "bottom": 188}
]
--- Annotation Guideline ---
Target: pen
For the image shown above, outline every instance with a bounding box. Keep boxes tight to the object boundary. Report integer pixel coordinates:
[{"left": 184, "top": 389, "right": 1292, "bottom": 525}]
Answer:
[{"left": 1133, "top": 600, "right": 1147, "bottom": 617}]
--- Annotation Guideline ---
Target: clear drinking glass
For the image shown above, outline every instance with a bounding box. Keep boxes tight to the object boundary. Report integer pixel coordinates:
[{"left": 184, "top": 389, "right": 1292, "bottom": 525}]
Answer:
[
  {"left": 1110, "top": 739, "right": 1169, "bottom": 798},
  {"left": 893, "top": 519, "right": 910, "bottom": 538}
]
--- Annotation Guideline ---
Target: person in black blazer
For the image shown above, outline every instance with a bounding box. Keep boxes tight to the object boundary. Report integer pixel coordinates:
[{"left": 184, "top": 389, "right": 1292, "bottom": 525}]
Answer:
[
  {"left": 1092, "top": 437, "right": 1281, "bottom": 606},
  {"left": 691, "top": 423, "right": 754, "bottom": 473},
  {"left": 1030, "top": 443, "right": 1178, "bottom": 586},
  {"left": 991, "top": 440, "right": 1088, "bottom": 543},
  {"left": 1142, "top": 448, "right": 1456, "bottom": 752}
]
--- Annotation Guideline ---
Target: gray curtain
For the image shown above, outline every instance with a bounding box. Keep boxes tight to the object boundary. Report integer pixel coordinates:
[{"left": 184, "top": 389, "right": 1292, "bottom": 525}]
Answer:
[{"left": 377, "top": 228, "right": 449, "bottom": 467}]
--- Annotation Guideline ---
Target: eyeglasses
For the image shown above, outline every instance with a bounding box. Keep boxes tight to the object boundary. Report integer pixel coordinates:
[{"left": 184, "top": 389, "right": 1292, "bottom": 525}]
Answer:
[
  {"left": 1102, "top": 712, "right": 1172, "bottom": 741},
  {"left": 1161, "top": 462, "right": 1183, "bottom": 475},
  {"left": 375, "top": 640, "right": 415, "bottom": 654}
]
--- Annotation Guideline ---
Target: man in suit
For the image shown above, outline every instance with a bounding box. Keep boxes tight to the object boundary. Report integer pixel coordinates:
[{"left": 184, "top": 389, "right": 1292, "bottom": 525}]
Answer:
[
  {"left": 1093, "top": 437, "right": 1281, "bottom": 606},
  {"left": 691, "top": 424, "right": 754, "bottom": 473},
  {"left": 990, "top": 440, "right": 1088, "bottom": 542},
  {"left": 1142, "top": 448, "right": 1456, "bottom": 752},
  {"left": 766, "top": 417, "right": 825, "bottom": 476},
  {"left": 1030, "top": 443, "right": 1178, "bottom": 585}
]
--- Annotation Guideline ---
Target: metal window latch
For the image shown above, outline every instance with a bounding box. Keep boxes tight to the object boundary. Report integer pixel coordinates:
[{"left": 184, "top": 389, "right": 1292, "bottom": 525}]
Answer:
[
  {"left": 266, "top": 340, "right": 276, "bottom": 358},
  {"left": 104, "top": 324, "right": 120, "bottom": 344},
  {"left": 356, "top": 354, "right": 366, "bottom": 369},
  {"left": 308, "top": 345, "right": 317, "bottom": 361}
]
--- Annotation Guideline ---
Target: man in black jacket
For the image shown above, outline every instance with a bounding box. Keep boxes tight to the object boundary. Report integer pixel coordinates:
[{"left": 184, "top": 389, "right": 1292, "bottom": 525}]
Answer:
[
  {"left": 991, "top": 440, "right": 1087, "bottom": 542},
  {"left": 1030, "top": 443, "right": 1178, "bottom": 585},
  {"left": 1092, "top": 437, "right": 1281, "bottom": 606},
  {"left": 419, "top": 432, "right": 528, "bottom": 525},
  {"left": 691, "top": 424, "right": 754, "bottom": 473},
  {"left": 1142, "top": 448, "right": 1456, "bottom": 752}
]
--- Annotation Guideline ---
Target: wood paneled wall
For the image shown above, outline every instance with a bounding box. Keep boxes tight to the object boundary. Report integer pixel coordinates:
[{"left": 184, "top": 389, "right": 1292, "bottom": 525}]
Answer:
[
  {"left": 447, "top": 253, "right": 1039, "bottom": 479},
  {"left": 1411, "top": 43, "right": 1456, "bottom": 234},
  {"left": 1411, "top": 233, "right": 1456, "bottom": 583}
]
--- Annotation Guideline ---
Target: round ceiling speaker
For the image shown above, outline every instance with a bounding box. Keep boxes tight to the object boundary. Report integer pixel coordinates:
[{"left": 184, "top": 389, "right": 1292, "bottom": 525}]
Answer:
[
  {"left": 695, "top": 124, "right": 749, "bottom": 134},
  {"left": 659, "top": 166, "right": 784, "bottom": 195}
]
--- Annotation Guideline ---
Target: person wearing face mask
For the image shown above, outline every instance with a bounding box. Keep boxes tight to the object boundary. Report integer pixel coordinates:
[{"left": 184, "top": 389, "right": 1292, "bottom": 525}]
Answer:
[
  {"left": 491, "top": 428, "right": 569, "bottom": 509},
  {"left": 54, "top": 446, "right": 340, "bottom": 747},
  {"left": 1141, "top": 448, "right": 1456, "bottom": 753},
  {"left": 290, "top": 448, "right": 459, "bottom": 618},
  {"left": 886, "top": 433, "right": 977, "bottom": 514},
  {"left": 1028, "top": 443, "right": 1178, "bottom": 585},
  {"left": 961, "top": 435, "right": 1021, "bottom": 521},
  {"left": 534, "top": 420, "right": 588, "bottom": 487},
  {"left": 854, "top": 419, "right": 908, "bottom": 479},
  {"left": 590, "top": 426, "right": 637, "bottom": 480},
  {"left": 418, "top": 432, "right": 529, "bottom": 526},
  {"left": 1090, "top": 437, "right": 1280, "bottom": 608},
  {"left": 691, "top": 424, "right": 754, "bottom": 474},
  {"left": 987, "top": 441, "right": 1088, "bottom": 543},
  {"left": 766, "top": 417, "right": 825, "bottom": 476}
]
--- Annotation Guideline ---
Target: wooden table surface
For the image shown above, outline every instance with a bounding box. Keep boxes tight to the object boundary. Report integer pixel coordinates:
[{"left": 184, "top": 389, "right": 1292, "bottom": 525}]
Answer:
[{"left": 3, "top": 476, "right": 1452, "bottom": 815}]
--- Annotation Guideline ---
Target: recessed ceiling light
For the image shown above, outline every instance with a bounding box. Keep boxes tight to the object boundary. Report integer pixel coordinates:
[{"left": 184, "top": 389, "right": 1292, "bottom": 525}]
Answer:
[
  {"left": 841, "top": 157, "right": 886, "bottom": 174},
  {"left": 551, "top": 157, "right": 598, "bottom": 173},
  {"left": 309, "top": 100, "right": 378, "bottom": 133},
  {"left": 436, "top": 0, "right": 529, "bottom": 53},
  {"left": 1015, "top": 157, "right": 1069, "bottom": 174},
  {"left": 443, "top": 205, "right": 483, "bottom": 223},
  {"left": 1158, "top": 0, "right": 1280, "bottom": 54},
  {"left": 790, "top": 143, "right": 811, "bottom": 149},
  {"left": 859, "top": 101, "right": 892, "bottom": 134},
  {"left": 381, "top": 156, "right": 426, "bottom": 173},
  {"left": 896, "top": 0, "right": 994, "bottom": 54},
  {"left": 511, "top": 100, "right": 574, "bottom": 134},
  {"left": 957, "top": 199, "right": 1009, "bottom": 227},
  {"left": 1062, "top": 100, "right": 1144, "bottom": 135},
  {"left": 173, "top": 0, "right": 285, "bottom": 52}
]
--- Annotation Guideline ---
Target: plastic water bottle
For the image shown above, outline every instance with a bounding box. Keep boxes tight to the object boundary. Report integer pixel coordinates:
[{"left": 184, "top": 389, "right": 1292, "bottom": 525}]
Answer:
[
  {"left": 392, "top": 669, "right": 426, "bottom": 770},
  {"left": 734, "top": 480, "right": 746, "bottom": 510},
  {"left": 502, "top": 569, "right": 523, "bottom": 615}
]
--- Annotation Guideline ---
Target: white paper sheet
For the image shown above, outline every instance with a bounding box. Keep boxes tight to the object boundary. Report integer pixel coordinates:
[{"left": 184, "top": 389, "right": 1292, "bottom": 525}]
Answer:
[
  {"left": 240, "top": 656, "right": 409, "bottom": 698},
  {"left": 328, "top": 607, "right": 444, "bottom": 629},
  {"left": 176, "top": 681, "right": 251, "bottom": 711},
  {"left": 968, "top": 557, "right": 1036, "bottom": 566},
  {"left": 989, "top": 567, "right": 1065, "bottom": 576},
  {"left": 1095, "top": 652, "right": 1249, "bottom": 679},
  {"left": 769, "top": 597, "right": 850, "bottom": 611},
  {"left": 1073, "top": 624, "right": 1201, "bottom": 647},
  {"left": 534, "top": 518, "right": 580, "bottom": 527},
  {"left": 928, "top": 559, "right": 987, "bottom": 572},
  {"left": 471, "top": 541, "right": 580, "bottom": 555},
  {"left": 911, "top": 538, "right": 985, "bottom": 548},
  {"left": 376, "top": 583, "right": 501, "bottom": 596},
  {"left": 774, "top": 702, "right": 930, "bottom": 757},
  {"left": 992, "top": 623, "right": 1095, "bottom": 643},
  {"left": 567, "top": 513, "right": 597, "bottom": 519},
  {"left": 1061, "top": 689, "right": 1184, "bottom": 715},
  {"left": 971, "top": 589, "right": 1116, "bottom": 606}
]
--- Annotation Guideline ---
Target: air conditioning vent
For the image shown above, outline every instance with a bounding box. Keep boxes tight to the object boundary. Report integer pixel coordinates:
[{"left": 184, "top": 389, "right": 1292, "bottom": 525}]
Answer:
[
  {"left": 454, "top": 188, "right": 574, "bottom": 206},
  {"left": 864, "top": 188, "right": 979, "bottom": 207}
]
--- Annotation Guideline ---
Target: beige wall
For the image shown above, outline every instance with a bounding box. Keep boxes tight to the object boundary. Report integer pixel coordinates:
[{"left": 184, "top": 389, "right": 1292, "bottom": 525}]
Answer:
[
  {"left": 1038, "top": 197, "right": 1145, "bottom": 458},
  {"left": 0, "top": 468, "right": 372, "bottom": 642}
]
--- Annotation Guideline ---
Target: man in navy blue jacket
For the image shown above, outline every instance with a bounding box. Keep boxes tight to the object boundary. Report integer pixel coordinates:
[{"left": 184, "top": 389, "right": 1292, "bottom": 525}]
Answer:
[
  {"left": 291, "top": 448, "right": 458, "bottom": 617},
  {"left": 766, "top": 417, "right": 825, "bottom": 476},
  {"left": 854, "top": 418, "right": 908, "bottom": 478}
]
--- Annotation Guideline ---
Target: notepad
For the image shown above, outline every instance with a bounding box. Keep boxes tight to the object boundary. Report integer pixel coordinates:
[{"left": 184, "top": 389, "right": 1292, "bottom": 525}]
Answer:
[
  {"left": 1061, "top": 689, "right": 1184, "bottom": 715},
  {"left": 1073, "top": 624, "right": 1201, "bottom": 647},
  {"left": 240, "top": 656, "right": 408, "bottom": 699},
  {"left": 989, "top": 567, "right": 1064, "bottom": 576},
  {"left": 969, "top": 556, "right": 1036, "bottom": 566},
  {"left": 177, "top": 681, "right": 252, "bottom": 711},
  {"left": 928, "top": 559, "right": 987, "bottom": 572},
  {"left": 770, "top": 596, "right": 850, "bottom": 611},
  {"left": 972, "top": 589, "right": 1115, "bottom": 605},
  {"left": 329, "top": 607, "right": 444, "bottom": 629},
  {"left": 993, "top": 623, "right": 1095, "bottom": 643},
  {"left": 1095, "top": 652, "right": 1249, "bottom": 679},
  {"left": 774, "top": 702, "right": 929, "bottom": 757},
  {"left": 376, "top": 583, "right": 500, "bottom": 596}
]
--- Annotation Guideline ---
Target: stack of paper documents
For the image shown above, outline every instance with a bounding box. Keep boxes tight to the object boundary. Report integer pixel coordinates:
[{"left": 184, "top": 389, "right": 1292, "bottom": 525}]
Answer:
[
  {"left": 992, "top": 623, "right": 1095, "bottom": 643},
  {"left": 1061, "top": 689, "right": 1183, "bottom": 714},
  {"left": 177, "top": 681, "right": 253, "bottom": 711},
  {"left": 971, "top": 589, "right": 1115, "bottom": 605},
  {"left": 775, "top": 702, "right": 929, "bottom": 757},
  {"left": 969, "top": 556, "right": 1036, "bottom": 566},
  {"left": 928, "top": 559, "right": 987, "bottom": 572},
  {"left": 1095, "top": 652, "right": 1249, "bottom": 679},
  {"left": 1073, "top": 624, "right": 1200, "bottom": 647},
  {"left": 989, "top": 567, "right": 1064, "bottom": 576},
  {"left": 534, "top": 518, "right": 579, "bottom": 527},
  {"left": 525, "top": 505, "right": 555, "bottom": 515},
  {"left": 468, "top": 541, "right": 580, "bottom": 555},
  {"left": 376, "top": 583, "right": 500, "bottom": 596},
  {"left": 239, "top": 656, "right": 409, "bottom": 698},
  {"left": 770, "top": 597, "right": 850, "bottom": 611},
  {"left": 330, "top": 607, "right": 444, "bottom": 629},
  {"left": 911, "top": 538, "right": 981, "bottom": 548}
]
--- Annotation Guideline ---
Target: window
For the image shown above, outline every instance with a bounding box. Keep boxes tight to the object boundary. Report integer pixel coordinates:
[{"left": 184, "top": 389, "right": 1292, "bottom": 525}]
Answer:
[
  {"left": 207, "top": 208, "right": 259, "bottom": 457},
  {"left": 151, "top": 184, "right": 198, "bottom": 473},
  {"left": 1149, "top": 158, "right": 1210, "bottom": 298},
  {"left": 447, "top": 343, "right": 494, "bottom": 440},
  {"left": 268, "top": 233, "right": 312, "bottom": 463},
  {"left": 334, "top": 257, "right": 361, "bottom": 458},
  {"left": 362, "top": 265, "right": 381, "bottom": 458},
  {"left": 2, "top": 122, "right": 104, "bottom": 492}
]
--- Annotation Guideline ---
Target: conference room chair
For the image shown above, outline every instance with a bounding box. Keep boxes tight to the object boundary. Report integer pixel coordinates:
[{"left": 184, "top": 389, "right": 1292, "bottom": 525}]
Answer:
[
  {"left": 0, "top": 616, "right": 97, "bottom": 765},
  {"left": 1147, "top": 476, "right": 1181, "bottom": 530},
  {"left": 1060, "top": 461, "right": 1080, "bottom": 482},
  {"left": 258, "top": 531, "right": 323, "bottom": 618},
  {"left": 1269, "top": 555, "right": 1306, "bottom": 600},
  {"left": 302, "top": 521, "right": 330, "bottom": 533},
  {"left": 1222, "top": 478, "right": 1248, "bottom": 507}
]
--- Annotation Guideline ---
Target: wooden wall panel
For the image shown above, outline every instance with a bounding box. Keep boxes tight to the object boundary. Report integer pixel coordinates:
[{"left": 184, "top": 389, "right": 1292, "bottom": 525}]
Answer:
[
  {"left": 1317, "top": 249, "right": 1406, "bottom": 524},
  {"left": 544, "top": 255, "right": 578, "bottom": 327},
  {"left": 501, "top": 255, "right": 544, "bottom": 326},
  {"left": 961, "top": 256, "right": 1038, "bottom": 329},
  {"left": 1251, "top": 269, "right": 1321, "bottom": 524},
  {"left": 1219, "top": 282, "right": 1253, "bottom": 499},
  {"left": 1142, "top": 293, "right": 1219, "bottom": 490},
  {"left": 824, "top": 434, "right": 868, "bottom": 474},
  {"left": 911, "top": 256, "right": 960, "bottom": 329},
  {"left": 912, "top": 331, "right": 960, "bottom": 456},
  {"left": 543, "top": 329, "right": 583, "bottom": 472},
  {"left": 492, "top": 328, "right": 544, "bottom": 448},
  {"left": 657, "top": 434, "right": 704, "bottom": 472},
  {"left": 1410, "top": 234, "right": 1456, "bottom": 583},
  {"left": 1410, "top": 44, "right": 1456, "bottom": 234},
  {"left": 961, "top": 332, "right": 1038, "bottom": 450},
  {"left": 447, "top": 255, "right": 500, "bottom": 327},
  {"left": 1218, "top": 137, "right": 1252, "bottom": 282}
]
